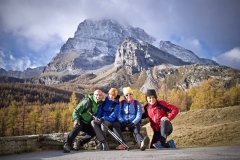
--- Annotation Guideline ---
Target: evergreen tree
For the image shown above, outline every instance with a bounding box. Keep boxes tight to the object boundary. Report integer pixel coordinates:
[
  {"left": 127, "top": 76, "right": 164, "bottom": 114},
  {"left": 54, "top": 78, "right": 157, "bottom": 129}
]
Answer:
[
  {"left": 28, "top": 105, "right": 40, "bottom": 134},
  {"left": 19, "top": 96, "right": 28, "bottom": 135},
  {"left": 69, "top": 92, "right": 79, "bottom": 110},
  {"left": 65, "top": 92, "right": 79, "bottom": 130},
  {"left": 0, "top": 108, "right": 8, "bottom": 136},
  {"left": 7, "top": 101, "right": 19, "bottom": 136},
  {"left": 228, "top": 85, "right": 240, "bottom": 106},
  {"left": 54, "top": 107, "right": 61, "bottom": 132}
]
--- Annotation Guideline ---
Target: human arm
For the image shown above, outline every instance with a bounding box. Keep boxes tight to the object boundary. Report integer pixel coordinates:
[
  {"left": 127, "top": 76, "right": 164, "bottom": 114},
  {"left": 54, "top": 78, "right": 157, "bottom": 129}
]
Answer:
[
  {"left": 132, "top": 101, "right": 142, "bottom": 125},
  {"left": 72, "top": 99, "right": 89, "bottom": 122},
  {"left": 117, "top": 104, "right": 124, "bottom": 123},
  {"left": 159, "top": 100, "right": 179, "bottom": 121},
  {"left": 103, "top": 103, "right": 119, "bottom": 122}
]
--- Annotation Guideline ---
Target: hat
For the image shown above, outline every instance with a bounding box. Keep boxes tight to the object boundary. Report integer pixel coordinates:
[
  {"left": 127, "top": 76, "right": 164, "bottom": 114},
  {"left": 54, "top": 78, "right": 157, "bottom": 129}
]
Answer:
[
  {"left": 108, "top": 88, "right": 118, "bottom": 98},
  {"left": 146, "top": 89, "right": 157, "bottom": 99},
  {"left": 123, "top": 87, "right": 133, "bottom": 95}
]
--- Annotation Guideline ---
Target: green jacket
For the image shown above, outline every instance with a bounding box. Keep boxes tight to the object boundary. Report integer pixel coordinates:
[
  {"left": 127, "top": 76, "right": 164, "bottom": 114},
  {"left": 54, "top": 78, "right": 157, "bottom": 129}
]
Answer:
[{"left": 72, "top": 94, "right": 99, "bottom": 124}]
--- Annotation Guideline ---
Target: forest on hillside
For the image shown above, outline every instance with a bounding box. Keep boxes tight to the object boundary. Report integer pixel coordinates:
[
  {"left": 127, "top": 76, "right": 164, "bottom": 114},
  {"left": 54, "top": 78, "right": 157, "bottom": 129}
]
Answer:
[
  {"left": 0, "top": 78, "right": 239, "bottom": 137},
  {"left": 0, "top": 83, "right": 83, "bottom": 108}
]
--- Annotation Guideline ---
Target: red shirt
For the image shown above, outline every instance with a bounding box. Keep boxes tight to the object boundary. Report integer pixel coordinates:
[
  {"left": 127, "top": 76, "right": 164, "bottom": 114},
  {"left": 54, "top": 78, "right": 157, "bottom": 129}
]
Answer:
[{"left": 146, "top": 100, "right": 179, "bottom": 131}]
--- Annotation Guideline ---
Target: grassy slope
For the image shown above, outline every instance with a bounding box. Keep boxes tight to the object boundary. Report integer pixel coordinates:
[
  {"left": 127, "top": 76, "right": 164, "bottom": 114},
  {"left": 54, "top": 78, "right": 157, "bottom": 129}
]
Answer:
[{"left": 143, "top": 105, "right": 240, "bottom": 148}]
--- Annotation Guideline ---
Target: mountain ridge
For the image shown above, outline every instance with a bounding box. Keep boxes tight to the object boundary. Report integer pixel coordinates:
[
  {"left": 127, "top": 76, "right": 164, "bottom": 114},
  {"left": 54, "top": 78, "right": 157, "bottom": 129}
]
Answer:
[
  {"left": 1, "top": 18, "right": 237, "bottom": 94},
  {"left": 159, "top": 41, "right": 217, "bottom": 65},
  {"left": 43, "top": 18, "right": 155, "bottom": 74}
]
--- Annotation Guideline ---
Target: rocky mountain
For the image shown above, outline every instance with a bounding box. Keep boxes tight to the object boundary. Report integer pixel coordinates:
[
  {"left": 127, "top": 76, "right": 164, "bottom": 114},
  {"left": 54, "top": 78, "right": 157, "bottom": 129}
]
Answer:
[
  {"left": 51, "top": 37, "right": 239, "bottom": 94},
  {"left": 159, "top": 41, "right": 217, "bottom": 65},
  {"left": 0, "top": 66, "right": 44, "bottom": 79},
  {"left": 2, "top": 18, "right": 237, "bottom": 95},
  {"left": 140, "top": 64, "right": 240, "bottom": 93},
  {"left": 42, "top": 19, "right": 155, "bottom": 74},
  {"left": 114, "top": 38, "right": 188, "bottom": 74},
  {"left": 54, "top": 59, "right": 239, "bottom": 94},
  {"left": 0, "top": 68, "right": 7, "bottom": 75}
]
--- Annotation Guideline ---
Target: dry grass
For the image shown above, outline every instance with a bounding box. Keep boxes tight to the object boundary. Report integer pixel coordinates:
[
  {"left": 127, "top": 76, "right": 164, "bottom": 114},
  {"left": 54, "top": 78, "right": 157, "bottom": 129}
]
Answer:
[{"left": 142, "top": 105, "right": 240, "bottom": 148}]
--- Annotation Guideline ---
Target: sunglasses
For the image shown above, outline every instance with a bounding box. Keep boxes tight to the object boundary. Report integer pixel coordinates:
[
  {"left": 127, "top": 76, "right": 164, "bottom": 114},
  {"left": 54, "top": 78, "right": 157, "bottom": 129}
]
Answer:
[{"left": 125, "top": 94, "right": 133, "bottom": 97}]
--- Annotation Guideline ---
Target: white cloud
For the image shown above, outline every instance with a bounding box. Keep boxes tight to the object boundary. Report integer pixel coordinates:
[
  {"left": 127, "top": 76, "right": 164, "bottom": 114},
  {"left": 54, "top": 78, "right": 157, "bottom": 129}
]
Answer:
[
  {"left": 0, "top": 0, "right": 85, "bottom": 53},
  {"left": 0, "top": 51, "right": 36, "bottom": 71},
  {"left": 214, "top": 47, "right": 240, "bottom": 69},
  {"left": 0, "top": 0, "right": 240, "bottom": 71},
  {"left": 172, "top": 36, "right": 209, "bottom": 59}
]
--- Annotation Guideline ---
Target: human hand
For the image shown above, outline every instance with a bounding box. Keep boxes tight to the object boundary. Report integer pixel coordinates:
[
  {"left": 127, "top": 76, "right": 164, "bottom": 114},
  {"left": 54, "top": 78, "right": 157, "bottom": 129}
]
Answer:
[
  {"left": 74, "top": 120, "right": 80, "bottom": 127},
  {"left": 94, "top": 117, "right": 104, "bottom": 124},
  {"left": 127, "top": 122, "right": 135, "bottom": 128},
  {"left": 161, "top": 117, "right": 169, "bottom": 121}
]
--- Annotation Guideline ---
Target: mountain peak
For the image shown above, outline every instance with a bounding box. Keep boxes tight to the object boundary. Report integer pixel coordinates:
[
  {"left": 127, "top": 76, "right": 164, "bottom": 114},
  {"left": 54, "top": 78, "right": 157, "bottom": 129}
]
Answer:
[
  {"left": 114, "top": 38, "right": 188, "bottom": 74},
  {"left": 159, "top": 41, "right": 217, "bottom": 65},
  {"left": 45, "top": 18, "right": 155, "bottom": 74}
]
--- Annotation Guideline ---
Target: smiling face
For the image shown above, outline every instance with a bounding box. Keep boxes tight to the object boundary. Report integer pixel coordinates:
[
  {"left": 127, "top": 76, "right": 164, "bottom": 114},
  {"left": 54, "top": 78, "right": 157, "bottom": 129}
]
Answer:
[
  {"left": 125, "top": 93, "right": 134, "bottom": 102},
  {"left": 108, "top": 93, "right": 116, "bottom": 101},
  {"left": 147, "top": 95, "right": 157, "bottom": 105},
  {"left": 94, "top": 90, "right": 103, "bottom": 102},
  {"left": 108, "top": 88, "right": 118, "bottom": 101}
]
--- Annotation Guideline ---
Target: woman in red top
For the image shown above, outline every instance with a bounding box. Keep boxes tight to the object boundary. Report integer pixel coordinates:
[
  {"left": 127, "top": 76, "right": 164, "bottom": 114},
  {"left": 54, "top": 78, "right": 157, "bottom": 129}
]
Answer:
[{"left": 142, "top": 89, "right": 179, "bottom": 149}]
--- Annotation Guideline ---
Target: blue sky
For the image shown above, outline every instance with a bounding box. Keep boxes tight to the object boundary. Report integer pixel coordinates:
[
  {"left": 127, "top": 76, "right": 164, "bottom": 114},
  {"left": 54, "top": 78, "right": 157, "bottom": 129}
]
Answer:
[{"left": 0, "top": 0, "right": 240, "bottom": 71}]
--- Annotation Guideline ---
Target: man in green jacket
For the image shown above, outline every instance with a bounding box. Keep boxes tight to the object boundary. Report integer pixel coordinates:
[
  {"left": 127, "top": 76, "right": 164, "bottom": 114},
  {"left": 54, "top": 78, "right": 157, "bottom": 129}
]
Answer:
[{"left": 63, "top": 89, "right": 103, "bottom": 153}]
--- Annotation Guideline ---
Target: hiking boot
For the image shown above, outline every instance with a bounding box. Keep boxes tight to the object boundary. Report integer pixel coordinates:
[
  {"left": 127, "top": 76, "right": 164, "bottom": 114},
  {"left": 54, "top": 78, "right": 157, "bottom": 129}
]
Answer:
[
  {"left": 116, "top": 144, "right": 126, "bottom": 150},
  {"left": 95, "top": 143, "right": 103, "bottom": 150},
  {"left": 153, "top": 142, "right": 163, "bottom": 149},
  {"left": 63, "top": 143, "right": 71, "bottom": 153},
  {"left": 140, "top": 136, "right": 150, "bottom": 151},
  {"left": 102, "top": 142, "right": 109, "bottom": 151},
  {"left": 167, "top": 139, "right": 176, "bottom": 148},
  {"left": 72, "top": 141, "right": 79, "bottom": 151},
  {"left": 73, "top": 140, "right": 85, "bottom": 151}
]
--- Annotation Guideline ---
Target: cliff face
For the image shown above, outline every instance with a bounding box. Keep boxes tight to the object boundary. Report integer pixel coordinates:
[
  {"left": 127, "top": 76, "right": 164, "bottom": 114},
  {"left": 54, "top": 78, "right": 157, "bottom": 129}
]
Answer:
[
  {"left": 114, "top": 38, "right": 188, "bottom": 74},
  {"left": 43, "top": 19, "right": 155, "bottom": 74},
  {"left": 2, "top": 18, "right": 234, "bottom": 93},
  {"left": 159, "top": 41, "right": 217, "bottom": 65}
]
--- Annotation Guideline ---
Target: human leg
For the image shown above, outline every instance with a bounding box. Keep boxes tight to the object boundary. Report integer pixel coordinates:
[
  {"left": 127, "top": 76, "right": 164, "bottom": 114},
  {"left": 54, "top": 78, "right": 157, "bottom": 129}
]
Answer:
[
  {"left": 150, "top": 131, "right": 161, "bottom": 148},
  {"left": 78, "top": 122, "right": 96, "bottom": 146},
  {"left": 63, "top": 122, "right": 82, "bottom": 153},
  {"left": 131, "top": 123, "right": 149, "bottom": 151},
  {"left": 113, "top": 121, "right": 126, "bottom": 150},
  {"left": 101, "top": 120, "right": 113, "bottom": 135},
  {"left": 160, "top": 120, "right": 173, "bottom": 148},
  {"left": 112, "top": 121, "right": 124, "bottom": 141},
  {"left": 91, "top": 120, "right": 109, "bottom": 150},
  {"left": 72, "top": 122, "right": 96, "bottom": 151},
  {"left": 91, "top": 120, "right": 105, "bottom": 143}
]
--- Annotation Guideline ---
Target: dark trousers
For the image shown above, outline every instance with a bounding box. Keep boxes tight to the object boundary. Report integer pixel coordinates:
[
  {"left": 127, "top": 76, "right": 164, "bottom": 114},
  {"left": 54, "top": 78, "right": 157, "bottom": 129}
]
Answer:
[
  {"left": 113, "top": 121, "right": 143, "bottom": 146},
  {"left": 66, "top": 121, "right": 95, "bottom": 146},
  {"left": 150, "top": 120, "right": 173, "bottom": 148}
]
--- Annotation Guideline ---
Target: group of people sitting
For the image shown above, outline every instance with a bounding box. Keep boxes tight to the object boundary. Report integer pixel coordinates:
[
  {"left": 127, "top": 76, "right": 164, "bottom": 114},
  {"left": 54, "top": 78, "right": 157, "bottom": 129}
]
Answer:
[{"left": 63, "top": 87, "right": 179, "bottom": 153}]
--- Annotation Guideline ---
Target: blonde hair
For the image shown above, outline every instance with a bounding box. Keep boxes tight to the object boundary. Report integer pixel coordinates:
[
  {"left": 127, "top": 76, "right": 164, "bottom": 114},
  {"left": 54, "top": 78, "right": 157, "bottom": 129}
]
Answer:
[
  {"left": 123, "top": 87, "right": 133, "bottom": 95},
  {"left": 108, "top": 88, "right": 118, "bottom": 98}
]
